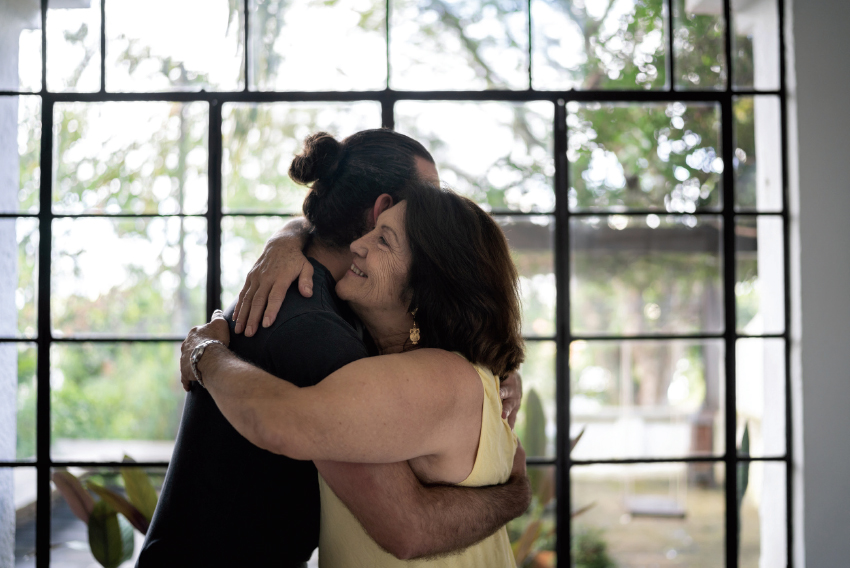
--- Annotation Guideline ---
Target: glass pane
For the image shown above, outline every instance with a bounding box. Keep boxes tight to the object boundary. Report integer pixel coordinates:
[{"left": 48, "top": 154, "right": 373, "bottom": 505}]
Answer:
[
  {"left": 3, "top": 343, "right": 37, "bottom": 460},
  {"left": 221, "top": 215, "right": 291, "bottom": 305},
  {"left": 514, "top": 341, "right": 556, "bottom": 458},
  {"left": 572, "top": 462, "right": 725, "bottom": 567},
  {"left": 736, "top": 216, "right": 784, "bottom": 334},
  {"left": 739, "top": 461, "right": 787, "bottom": 568},
  {"left": 531, "top": 0, "right": 667, "bottom": 91},
  {"left": 571, "top": 339, "right": 725, "bottom": 460},
  {"left": 1, "top": 0, "right": 42, "bottom": 91},
  {"left": 732, "top": 0, "right": 780, "bottom": 90},
  {"left": 673, "top": 0, "right": 726, "bottom": 90},
  {"left": 570, "top": 215, "right": 724, "bottom": 335},
  {"left": 51, "top": 466, "right": 166, "bottom": 566},
  {"left": 51, "top": 344, "right": 183, "bottom": 461},
  {"left": 7, "top": 467, "right": 37, "bottom": 567},
  {"left": 54, "top": 102, "right": 209, "bottom": 215},
  {"left": 736, "top": 338, "right": 785, "bottom": 457},
  {"left": 734, "top": 96, "right": 782, "bottom": 211},
  {"left": 497, "top": 215, "right": 555, "bottom": 337},
  {"left": 391, "top": 0, "right": 528, "bottom": 90},
  {"left": 508, "top": 465, "right": 556, "bottom": 566},
  {"left": 250, "top": 0, "right": 386, "bottom": 91},
  {"left": 51, "top": 217, "right": 207, "bottom": 337},
  {"left": 0, "top": 96, "right": 41, "bottom": 214},
  {"left": 568, "top": 102, "right": 722, "bottom": 212},
  {"left": 395, "top": 101, "right": 554, "bottom": 213},
  {"left": 222, "top": 102, "right": 383, "bottom": 212},
  {"left": 47, "top": 0, "right": 101, "bottom": 92},
  {"left": 106, "top": 0, "right": 243, "bottom": 92},
  {"left": 0, "top": 219, "right": 38, "bottom": 339}
]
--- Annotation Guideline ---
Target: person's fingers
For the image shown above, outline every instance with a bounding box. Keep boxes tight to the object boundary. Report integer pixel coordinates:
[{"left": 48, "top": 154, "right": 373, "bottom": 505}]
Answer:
[
  {"left": 232, "top": 280, "right": 251, "bottom": 332},
  {"left": 501, "top": 389, "right": 519, "bottom": 421},
  {"left": 244, "top": 281, "right": 273, "bottom": 337},
  {"left": 297, "top": 261, "right": 314, "bottom": 298},
  {"left": 233, "top": 281, "right": 255, "bottom": 334},
  {"left": 262, "top": 283, "right": 287, "bottom": 328}
]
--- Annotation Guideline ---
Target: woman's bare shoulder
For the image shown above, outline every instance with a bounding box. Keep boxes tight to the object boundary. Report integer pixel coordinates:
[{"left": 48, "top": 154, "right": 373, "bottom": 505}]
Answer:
[{"left": 387, "top": 349, "right": 484, "bottom": 391}]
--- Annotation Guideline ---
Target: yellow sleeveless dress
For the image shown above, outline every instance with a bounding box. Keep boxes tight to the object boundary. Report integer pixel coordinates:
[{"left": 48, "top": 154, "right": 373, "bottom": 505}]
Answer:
[{"left": 317, "top": 357, "right": 518, "bottom": 568}]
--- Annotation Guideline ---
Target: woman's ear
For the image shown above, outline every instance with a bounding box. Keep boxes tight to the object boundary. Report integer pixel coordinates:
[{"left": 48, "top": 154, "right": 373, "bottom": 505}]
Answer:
[{"left": 367, "top": 194, "right": 395, "bottom": 228}]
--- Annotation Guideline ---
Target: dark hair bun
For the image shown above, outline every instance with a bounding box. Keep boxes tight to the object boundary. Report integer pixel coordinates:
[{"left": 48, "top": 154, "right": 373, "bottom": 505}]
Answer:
[{"left": 289, "top": 132, "right": 342, "bottom": 190}]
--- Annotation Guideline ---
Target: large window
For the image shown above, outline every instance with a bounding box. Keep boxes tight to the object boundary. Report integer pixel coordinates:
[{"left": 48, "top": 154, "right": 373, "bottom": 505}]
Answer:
[{"left": 1, "top": 0, "right": 791, "bottom": 566}]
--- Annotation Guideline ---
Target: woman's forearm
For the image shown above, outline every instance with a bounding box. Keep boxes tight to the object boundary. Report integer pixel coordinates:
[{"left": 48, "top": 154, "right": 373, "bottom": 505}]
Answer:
[
  {"left": 192, "top": 343, "right": 478, "bottom": 466},
  {"left": 197, "top": 343, "right": 315, "bottom": 459}
]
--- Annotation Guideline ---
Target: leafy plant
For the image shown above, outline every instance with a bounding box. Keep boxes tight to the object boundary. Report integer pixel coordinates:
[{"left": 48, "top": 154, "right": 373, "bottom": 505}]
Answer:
[
  {"left": 52, "top": 456, "right": 159, "bottom": 568},
  {"left": 572, "top": 527, "right": 617, "bottom": 568}
]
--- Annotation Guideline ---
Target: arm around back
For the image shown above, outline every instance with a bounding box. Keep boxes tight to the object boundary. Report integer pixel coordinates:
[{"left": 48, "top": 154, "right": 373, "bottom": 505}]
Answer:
[
  {"left": 195, "top": 343, "right": 484, "bottom": 475},
  {"left": 316, "top": 441, "right": 531, "bottom": 560}
]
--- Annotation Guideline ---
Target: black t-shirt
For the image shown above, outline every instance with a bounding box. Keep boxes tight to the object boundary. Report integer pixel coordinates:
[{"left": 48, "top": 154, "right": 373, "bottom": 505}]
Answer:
[{"left": 138, "top": 259, "right": 368, "bottom": 567}]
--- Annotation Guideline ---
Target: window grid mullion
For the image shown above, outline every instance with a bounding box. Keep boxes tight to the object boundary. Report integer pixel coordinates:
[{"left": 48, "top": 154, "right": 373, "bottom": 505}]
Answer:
[
  {"left": 35, "top": 95, "right": 53, "bottom": 568},
  {"left": 244, "top": 0, "right": 250, "bottom": 91},
  {"left": 100, "top": 0, "right": 106, "bottom": 93},
  {"left": 553, "top": 99, "right": 571, "bottom": 565},
  {"left": 666, "top": 0, "right": 675, "bottom": 92},
  {"left": 777, "top": 0, "right": 794, "bottom": 564},
  {"left": 208, "top": 100, "right": 223, "bottom": 318},
  {"left": 526, "top": 0, "right": 532, "bottom": 90},
  {"left": 40, "top": 0, "right": 46, "bottom": 93}
]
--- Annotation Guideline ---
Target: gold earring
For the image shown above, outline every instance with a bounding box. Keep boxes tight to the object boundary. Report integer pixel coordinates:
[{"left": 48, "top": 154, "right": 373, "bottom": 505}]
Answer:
[{"left": 409, "top": 309, "right": 420, "bottom": 345}]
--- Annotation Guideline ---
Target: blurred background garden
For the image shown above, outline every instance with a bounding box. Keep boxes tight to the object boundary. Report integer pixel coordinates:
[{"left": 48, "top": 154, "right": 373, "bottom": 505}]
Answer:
[{"left": 2, "top": 0, "right": 789, "bottom": 566}]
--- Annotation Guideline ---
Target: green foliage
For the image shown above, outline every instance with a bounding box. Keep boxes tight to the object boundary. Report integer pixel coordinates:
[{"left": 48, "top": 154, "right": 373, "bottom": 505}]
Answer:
[
  {"left": 51, "top": 343, "right": 184, "bottom": 442},
  {"left": 572, "top": 527, "right": 617, "bottom": 568},
  {"left": 122, "top": 456, "right": 160, "bottom": 522},
  {"left": 52, "top": 464, "right": 160, "bottom": 567},
  {"left": 524, "top": 388, "right": 548, "bottom": 497},
  {"left": 87, "top": 500, "right": 135, "bottom": 568},
  {"left": 16, "top": 344, "right": 37, "bottom": 459}
]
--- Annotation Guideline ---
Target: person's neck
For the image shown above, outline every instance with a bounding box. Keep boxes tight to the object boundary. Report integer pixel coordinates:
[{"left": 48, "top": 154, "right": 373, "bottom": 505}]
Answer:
[
  {"left": 305, "top": 241, "right": 353, "bottom": 283},
  {"left": 355, "top": 307, "right": 414, "bottom": 355}
]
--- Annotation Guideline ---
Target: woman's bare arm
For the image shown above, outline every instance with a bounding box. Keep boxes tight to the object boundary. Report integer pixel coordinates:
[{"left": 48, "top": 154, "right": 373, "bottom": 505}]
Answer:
[{"left": 182, "top": 318, "right": 483, "bottom": 475}]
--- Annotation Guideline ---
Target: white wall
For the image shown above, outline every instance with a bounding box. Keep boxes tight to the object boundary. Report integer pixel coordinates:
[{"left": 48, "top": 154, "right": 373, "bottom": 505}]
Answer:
[{"left": 790, "top": 0, "right": 850, "bottom": 566}]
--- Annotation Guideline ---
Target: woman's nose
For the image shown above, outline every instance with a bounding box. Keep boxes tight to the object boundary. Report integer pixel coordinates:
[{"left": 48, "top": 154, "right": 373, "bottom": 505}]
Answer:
[{"left": 350, "top": 236, "right": 368, "bottom": 257}]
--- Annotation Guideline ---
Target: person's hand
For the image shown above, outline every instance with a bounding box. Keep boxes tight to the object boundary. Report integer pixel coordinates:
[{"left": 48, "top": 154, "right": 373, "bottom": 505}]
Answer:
[
  {"left": 180, "top": 310, "right": 230, "bottom": 392},
  {"left": 500, "top": 371, "right": 523, "bottom": 429},
  {"left": 233, "top": 219, "right": 314, "bottom": 337}
]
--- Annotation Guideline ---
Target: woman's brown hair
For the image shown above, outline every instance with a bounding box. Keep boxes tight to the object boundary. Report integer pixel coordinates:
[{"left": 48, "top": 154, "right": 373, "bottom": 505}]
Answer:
[{"left": 402, "top": 182, "right": 524, "bottom": 378}]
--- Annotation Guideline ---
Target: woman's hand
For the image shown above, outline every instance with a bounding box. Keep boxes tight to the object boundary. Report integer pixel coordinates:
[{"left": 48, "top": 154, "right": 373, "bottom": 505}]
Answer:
[
  {"left": 233, "top": 218, "right": 315, "bottom": 337},
  {"left": 180, "top": 310, "right": 231, "bottom": 392},
  {"left": 500, "top": 371, "right": 523, "bottom": 429}
]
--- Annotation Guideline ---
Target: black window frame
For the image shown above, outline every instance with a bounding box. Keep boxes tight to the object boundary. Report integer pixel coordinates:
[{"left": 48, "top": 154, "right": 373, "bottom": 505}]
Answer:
[{"left": 0, "top": 0, "right": 793, "bottom": 565}]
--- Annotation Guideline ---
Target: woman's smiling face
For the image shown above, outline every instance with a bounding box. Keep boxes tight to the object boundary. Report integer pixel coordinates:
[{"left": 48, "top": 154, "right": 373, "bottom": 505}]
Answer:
[{"left": 336, "top": 201, "right": 412, "bottom": 316}]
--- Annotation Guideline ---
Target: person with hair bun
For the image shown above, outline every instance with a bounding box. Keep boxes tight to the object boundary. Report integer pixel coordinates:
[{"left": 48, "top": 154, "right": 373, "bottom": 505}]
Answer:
[
  {"left": 139, "top": 130, "right": 528, "bottom": 568},
  {"left": 182, "top": 180, "right": 526, "bottom": 567}
]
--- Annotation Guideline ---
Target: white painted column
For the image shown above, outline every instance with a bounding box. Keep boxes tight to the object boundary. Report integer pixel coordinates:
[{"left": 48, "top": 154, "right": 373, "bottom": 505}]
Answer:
[
  {"left": 738, "top": 2, "right": 787, "bottom": 566},
  {"left": 0, "top": 1, "right": 38, "bottom": 565}
]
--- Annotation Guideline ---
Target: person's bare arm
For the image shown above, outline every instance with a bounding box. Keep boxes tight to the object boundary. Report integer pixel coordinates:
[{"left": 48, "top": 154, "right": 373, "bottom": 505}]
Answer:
[
  {"left": 316, "top": 443, "right": 530, "bottom": 560},
  {"left": 233, "top": 217, "right": 314, "bottom": 336},
  {"left": 181, "top": 318, "right": 482, "bottom": 467}
]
